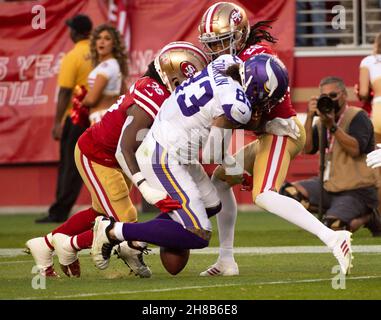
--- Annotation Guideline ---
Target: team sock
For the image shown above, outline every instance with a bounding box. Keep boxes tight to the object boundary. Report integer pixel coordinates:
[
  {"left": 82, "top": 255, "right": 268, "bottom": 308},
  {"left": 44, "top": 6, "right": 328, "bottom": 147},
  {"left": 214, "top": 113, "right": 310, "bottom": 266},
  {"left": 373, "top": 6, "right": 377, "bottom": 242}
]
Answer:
[
  {"left": 52, "top": 207, "right": 99, "bottom": 236},
  {"left": 116, "top": 219, "right": 209, "bottom": 249},
  {"left": 212, "top": 177, "right": 237, "bottom": 263},
  {"left": 70, "top": 229, "right": 93, "bottom": 250},
  {"left": 255, "top": 190, "right": 336, "bottom": 247}
]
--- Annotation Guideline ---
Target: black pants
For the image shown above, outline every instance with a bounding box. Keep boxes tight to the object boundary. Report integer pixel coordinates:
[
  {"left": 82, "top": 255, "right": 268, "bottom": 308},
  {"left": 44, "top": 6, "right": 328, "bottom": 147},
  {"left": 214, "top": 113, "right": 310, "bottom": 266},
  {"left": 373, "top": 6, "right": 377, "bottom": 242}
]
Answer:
[{"left": 48, "top": 117, "right": 86, "bottom": 221}]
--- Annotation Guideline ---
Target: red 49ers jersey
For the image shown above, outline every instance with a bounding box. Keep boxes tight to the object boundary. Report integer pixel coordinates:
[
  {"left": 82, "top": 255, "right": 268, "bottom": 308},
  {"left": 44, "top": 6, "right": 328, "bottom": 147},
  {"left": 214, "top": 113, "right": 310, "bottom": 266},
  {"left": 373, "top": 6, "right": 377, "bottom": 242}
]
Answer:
[
  {"left": 238, "top": 42, "right": 296, "bottom": 121},
  {"left": 78, "top": 76, "right": 170, "bottom": 167}
]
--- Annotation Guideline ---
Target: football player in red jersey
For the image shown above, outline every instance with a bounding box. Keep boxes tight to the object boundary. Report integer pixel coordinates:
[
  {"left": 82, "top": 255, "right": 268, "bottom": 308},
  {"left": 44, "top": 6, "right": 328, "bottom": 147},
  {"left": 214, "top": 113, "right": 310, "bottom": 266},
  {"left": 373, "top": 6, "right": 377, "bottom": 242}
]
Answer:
[
  {"left": 25, "top": 42, "right": 208, "bottom": 278},
  {"left": 198, "top": 2, "right": 353, "bottom": 277}
]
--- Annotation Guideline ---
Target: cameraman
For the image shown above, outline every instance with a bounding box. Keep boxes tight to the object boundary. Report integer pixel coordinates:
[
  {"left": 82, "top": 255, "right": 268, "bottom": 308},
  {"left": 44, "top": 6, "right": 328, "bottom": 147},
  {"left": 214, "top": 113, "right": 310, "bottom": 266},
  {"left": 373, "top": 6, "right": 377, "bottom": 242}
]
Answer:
[{"left": 281, "top": 77, "right": 381, "bottom": 235}]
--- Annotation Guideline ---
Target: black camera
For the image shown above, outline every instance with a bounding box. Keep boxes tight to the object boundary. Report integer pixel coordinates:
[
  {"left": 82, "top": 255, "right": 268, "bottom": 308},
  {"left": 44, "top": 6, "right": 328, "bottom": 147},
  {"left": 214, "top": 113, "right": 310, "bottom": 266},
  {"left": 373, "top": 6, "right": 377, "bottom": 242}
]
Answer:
[{"left": 317, "top": 95, "right": 334, "bottom": 114}]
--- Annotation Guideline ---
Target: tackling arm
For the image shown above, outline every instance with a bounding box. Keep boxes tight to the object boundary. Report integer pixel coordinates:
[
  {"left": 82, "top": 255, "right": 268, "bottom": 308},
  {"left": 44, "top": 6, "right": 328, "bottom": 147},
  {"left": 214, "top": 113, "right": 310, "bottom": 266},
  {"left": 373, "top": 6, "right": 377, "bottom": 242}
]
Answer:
[{"left": 115, "top": 105, "right": 182, "bottom": 212}]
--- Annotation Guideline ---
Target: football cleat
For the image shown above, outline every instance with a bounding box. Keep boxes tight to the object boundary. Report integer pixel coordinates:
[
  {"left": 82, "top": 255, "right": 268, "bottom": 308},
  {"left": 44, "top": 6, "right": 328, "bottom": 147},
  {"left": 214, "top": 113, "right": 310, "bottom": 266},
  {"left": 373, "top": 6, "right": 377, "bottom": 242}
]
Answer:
[
  {"left": 114, "top": 241, "right": 152, "bottom": 278},
  {"left": 52, "top": 233, "right": 80, "bottom": 277},
  {"left": 25, "top": 237, "right": 59, "bottom": 277},
  {"left": 91, "top": 216, "right": 119, "bottom": 270},
  {"left": 331, "top": 230, "right": 353, "bottom": 275},
  {"left": 200, "top": 260, "right": 239, "bottom": 277}
]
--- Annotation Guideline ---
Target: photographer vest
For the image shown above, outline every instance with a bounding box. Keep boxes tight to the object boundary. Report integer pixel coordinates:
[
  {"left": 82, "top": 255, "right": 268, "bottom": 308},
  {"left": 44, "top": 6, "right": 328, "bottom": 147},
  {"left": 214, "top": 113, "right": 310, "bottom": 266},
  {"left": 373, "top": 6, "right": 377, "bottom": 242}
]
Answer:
[{"left": 316, "top": 106, "right": 379, "bottom": 192}]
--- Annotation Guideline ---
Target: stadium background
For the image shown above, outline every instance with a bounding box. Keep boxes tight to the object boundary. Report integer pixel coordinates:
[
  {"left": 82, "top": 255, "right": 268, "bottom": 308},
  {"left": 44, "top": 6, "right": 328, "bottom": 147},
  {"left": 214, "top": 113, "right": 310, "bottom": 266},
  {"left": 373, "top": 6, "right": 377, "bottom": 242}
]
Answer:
[{"left": 0, "top": 0, "right": 368, "bottom": 210}]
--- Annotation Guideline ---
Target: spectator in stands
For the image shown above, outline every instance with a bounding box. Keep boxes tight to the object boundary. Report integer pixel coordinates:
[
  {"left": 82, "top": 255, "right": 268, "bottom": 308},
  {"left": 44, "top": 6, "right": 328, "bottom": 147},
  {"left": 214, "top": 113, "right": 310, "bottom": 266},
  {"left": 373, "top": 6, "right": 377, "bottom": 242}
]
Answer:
[
  {"left": 79, "top": 24, "right": 127, "bottom": 125},
  {"left": 281, "top": 77, "right": 381, "bottom": 236},
  {"left": 296, "top": 1, "right": 327, "bottom": 46},
  {"left": 36, "top": 14, "right": 93, "bottom": 223}
]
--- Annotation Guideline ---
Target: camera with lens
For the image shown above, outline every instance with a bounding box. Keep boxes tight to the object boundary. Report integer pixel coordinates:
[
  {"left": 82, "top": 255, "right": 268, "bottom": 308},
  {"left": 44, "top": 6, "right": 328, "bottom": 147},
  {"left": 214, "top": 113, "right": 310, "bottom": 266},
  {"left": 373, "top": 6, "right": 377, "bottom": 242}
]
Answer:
[{"left": 316, "top": 94, "right": 335, "bottom": 114}]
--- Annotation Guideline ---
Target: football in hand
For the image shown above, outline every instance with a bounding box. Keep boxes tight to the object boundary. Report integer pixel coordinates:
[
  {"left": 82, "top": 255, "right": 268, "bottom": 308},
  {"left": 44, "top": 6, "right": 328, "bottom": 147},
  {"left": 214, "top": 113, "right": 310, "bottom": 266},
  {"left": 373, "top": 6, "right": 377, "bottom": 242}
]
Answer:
[{"left": 160, "top": 247, "right": 190, "bottom": 275}]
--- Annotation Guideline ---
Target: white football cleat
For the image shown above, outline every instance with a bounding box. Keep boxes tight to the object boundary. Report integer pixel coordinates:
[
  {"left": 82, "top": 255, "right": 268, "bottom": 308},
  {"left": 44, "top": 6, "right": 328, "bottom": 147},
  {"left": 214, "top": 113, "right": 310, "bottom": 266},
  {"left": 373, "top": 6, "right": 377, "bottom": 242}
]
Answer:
[
  {"left": 25, "top": 237, "right": 59, "bottom": 277},
  {"left": 331, "top": 230, "right": 353, "bottom": 275},
  {"left": 200, "top": 260, "right": 239, "bottom": 277},
  {"left": 52, "top": 233, "right": 80, "bottom": 277},
  {"left": 114, "top": 241, "right": 152, "bottom": 278},
  {"left": 91, "top": 216, "right": 118, "bottom": 270}
]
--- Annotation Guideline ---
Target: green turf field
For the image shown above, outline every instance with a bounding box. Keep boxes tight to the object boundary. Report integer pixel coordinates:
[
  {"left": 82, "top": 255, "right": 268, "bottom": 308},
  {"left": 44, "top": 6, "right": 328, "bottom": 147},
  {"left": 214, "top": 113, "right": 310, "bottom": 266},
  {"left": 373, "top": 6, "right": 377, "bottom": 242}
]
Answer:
[{"left": 1, "top": 211, "right": 381, "bottom": 300}]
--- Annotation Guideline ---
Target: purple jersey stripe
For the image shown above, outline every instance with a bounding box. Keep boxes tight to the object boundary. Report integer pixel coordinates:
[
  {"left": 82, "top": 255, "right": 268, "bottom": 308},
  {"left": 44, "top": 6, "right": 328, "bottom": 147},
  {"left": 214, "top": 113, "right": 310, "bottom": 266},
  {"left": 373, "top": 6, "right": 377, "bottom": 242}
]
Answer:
[{"left": 151, "top": 142, "right": 202, "bottom": 229}]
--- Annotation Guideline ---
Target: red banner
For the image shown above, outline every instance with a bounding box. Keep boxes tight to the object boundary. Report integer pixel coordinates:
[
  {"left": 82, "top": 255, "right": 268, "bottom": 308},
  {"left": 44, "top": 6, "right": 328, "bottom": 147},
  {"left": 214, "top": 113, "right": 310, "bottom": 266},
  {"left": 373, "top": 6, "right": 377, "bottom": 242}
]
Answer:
[
  {"left": 0, "top": 0, "right": 107, "bottom": 164},
  {"left": 0, "top": 0, "right": 294, "bottom": 164}
]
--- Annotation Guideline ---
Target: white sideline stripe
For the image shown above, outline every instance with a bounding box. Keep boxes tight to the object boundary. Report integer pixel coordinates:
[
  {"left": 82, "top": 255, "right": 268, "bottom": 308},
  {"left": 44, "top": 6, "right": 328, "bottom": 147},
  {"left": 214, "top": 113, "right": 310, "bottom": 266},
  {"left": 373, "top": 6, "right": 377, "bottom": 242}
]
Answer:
[
  {"left": 18, "top": 275, "right": 381, "bottom": 300},
  {"left": 3, "top": 245, "right": 381, "bottom": 258}
]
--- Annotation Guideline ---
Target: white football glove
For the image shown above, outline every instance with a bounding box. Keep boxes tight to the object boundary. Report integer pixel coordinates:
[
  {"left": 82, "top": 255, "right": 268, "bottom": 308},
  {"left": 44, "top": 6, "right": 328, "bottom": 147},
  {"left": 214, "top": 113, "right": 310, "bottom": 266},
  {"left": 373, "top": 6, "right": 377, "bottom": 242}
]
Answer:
[
  {"left": 366, "top": 144, "right": 381, "bottom": 169},
  {"left": 265, "top": 117, "right": 301, "bottom": 140},
  {"left": 222, "top": 154, "right": 244, "bottom": 176},
  {"left": 132, "top": 172, "right": 167, "bottom": 205}
]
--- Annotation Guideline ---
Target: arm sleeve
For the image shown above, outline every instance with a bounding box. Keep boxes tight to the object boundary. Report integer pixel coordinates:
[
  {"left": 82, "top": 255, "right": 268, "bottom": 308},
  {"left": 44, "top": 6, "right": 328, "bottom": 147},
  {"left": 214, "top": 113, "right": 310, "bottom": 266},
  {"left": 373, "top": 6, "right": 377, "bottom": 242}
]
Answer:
[
  {"left": 57, "top": 53, "right": 77, "bottom": 89},
  {"left": 348, "top": 111, "right": 375, "bottom": 154}
]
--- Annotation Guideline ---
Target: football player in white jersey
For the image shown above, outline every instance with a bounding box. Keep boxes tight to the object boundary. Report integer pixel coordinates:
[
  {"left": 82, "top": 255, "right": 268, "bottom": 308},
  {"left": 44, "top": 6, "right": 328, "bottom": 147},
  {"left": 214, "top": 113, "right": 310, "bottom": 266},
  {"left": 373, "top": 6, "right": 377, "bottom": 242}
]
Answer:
[{"left": 89, "top": 54, "right": 288, "bottom": 272}]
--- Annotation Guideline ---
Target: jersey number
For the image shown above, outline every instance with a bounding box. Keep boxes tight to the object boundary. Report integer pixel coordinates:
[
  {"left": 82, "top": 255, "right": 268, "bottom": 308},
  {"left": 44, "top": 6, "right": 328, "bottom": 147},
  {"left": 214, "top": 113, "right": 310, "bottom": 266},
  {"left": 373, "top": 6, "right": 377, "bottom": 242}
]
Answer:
[{"left": 176, "top": 70, "right": 213, "bottom": 117}]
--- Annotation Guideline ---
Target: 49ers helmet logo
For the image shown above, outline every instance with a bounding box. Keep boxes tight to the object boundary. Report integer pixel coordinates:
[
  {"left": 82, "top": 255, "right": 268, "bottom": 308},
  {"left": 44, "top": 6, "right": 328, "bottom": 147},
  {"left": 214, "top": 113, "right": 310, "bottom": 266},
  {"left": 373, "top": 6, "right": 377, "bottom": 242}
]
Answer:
[
  {"left": 180, "top": 61, "right": 197, "bottom": 78},
  {"left": 230, "top": 9, "right": 242, "bottom": 25}
]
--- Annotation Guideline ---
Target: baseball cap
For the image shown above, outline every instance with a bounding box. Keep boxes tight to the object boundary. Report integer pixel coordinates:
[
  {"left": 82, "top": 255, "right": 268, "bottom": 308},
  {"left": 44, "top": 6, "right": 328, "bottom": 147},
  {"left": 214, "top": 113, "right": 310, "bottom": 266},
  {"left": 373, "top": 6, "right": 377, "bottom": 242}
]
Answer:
[{"left": 66, "top": 14, "right": 92, "bottom": 35}]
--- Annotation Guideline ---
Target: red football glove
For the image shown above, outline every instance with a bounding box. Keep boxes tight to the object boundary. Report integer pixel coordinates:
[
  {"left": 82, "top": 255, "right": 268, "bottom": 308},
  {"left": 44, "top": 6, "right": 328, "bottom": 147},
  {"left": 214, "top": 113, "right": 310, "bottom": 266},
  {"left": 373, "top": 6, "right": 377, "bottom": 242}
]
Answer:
[
  {"left": 155, "top": 196, "right": 182, "bottom": 213},
  {"left": 241, "top": 173, "right": 253, "bottom": 191}
]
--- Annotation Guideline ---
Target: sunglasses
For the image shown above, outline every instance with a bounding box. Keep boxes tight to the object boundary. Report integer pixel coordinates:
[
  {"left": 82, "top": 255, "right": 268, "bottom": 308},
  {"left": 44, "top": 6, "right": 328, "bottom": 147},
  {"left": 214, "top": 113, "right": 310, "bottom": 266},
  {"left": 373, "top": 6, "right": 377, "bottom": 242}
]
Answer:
[{"left": 326, "top": 92, "right": 340, "bottom": 99}]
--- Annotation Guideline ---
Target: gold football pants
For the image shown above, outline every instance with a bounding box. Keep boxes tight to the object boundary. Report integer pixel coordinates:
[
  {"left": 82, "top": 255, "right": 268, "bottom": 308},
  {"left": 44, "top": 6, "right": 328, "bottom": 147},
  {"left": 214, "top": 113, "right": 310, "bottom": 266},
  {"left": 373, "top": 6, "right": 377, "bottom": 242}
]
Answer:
[{"left": 74, "top": 144, "right": 137, "bottom": 222}]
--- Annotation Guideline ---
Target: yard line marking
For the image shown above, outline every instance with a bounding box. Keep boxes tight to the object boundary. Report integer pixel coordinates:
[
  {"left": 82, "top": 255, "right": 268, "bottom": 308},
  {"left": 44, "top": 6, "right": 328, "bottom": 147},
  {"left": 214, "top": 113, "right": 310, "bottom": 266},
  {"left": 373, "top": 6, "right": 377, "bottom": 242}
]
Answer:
[
  {"left": 2, "top": 245, "right": 381, "bottom": 258},
  {"left": 0, "top": 260, "right": 29, "bottom": 265},
  {"left": 18, "top": 275, "right": 381, "bottom": 300}
]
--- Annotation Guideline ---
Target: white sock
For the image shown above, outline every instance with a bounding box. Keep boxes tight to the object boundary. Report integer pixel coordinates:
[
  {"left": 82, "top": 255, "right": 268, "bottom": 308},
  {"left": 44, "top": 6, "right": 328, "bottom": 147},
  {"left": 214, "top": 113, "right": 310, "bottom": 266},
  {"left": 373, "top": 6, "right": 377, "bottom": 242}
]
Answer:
[
  {"left": 255, "top": 190, "right": 336, "bottom": 247},
  {"left": 212, "top": 177, "right": 237, "bottom": 263},
  {"left": 114, "top": 222, "right": 125, "bottom": 242}
]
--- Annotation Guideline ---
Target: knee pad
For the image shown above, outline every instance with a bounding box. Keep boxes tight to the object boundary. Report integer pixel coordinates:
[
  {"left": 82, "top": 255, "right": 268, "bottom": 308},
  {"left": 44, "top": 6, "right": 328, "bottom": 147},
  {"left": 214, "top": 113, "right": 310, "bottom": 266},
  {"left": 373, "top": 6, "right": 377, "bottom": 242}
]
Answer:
[
  {"left": 279, "top": 182, "right": 310, "bottom": 209},
  {"left": 206, "top": 202, "right": 222, "bottom": 218},
  {"left": 322, "top": 216, "right": 349, "bottom": 231}
]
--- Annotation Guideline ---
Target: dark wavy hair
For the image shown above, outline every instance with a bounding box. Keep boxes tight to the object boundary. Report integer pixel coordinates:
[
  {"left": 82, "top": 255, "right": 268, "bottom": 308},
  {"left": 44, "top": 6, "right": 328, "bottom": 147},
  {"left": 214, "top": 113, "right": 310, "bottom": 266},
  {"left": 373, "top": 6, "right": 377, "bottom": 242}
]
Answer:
[
  {"left": 90, "top": 24, "right": 128, "bottom": 78},
  {"left": 246, "top": 20, "right": 278, "bottom": 46}
]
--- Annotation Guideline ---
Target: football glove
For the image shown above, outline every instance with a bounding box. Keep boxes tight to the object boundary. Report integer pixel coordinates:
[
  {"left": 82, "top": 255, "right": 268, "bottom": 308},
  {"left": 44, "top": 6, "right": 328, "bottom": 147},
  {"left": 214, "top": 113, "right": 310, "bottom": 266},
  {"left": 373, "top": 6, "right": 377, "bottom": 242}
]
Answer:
[
  {"left": 132, "top": 172, "right": 182, "bottom": 213},
  {"left": 265, "top": 117, "right": 300, "bottom": 140}
]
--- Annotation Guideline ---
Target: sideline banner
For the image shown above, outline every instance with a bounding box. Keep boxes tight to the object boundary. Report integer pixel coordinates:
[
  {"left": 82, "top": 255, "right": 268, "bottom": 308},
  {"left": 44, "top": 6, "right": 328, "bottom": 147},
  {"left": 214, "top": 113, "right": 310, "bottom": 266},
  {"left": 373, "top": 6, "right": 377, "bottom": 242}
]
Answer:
[
  {"left": 0, "top": 0, "right": 294, "bottom": 164},
  {"left": 0, "top": 0, "right": 107, "bottom": 163}
]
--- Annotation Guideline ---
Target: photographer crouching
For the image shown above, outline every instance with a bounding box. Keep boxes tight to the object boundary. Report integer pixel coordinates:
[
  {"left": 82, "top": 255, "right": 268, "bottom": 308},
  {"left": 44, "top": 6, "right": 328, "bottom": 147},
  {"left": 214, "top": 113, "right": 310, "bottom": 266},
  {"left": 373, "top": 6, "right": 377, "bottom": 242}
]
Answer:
[{"left": 281, "top": 77, "right": 381, "bottom": 236}]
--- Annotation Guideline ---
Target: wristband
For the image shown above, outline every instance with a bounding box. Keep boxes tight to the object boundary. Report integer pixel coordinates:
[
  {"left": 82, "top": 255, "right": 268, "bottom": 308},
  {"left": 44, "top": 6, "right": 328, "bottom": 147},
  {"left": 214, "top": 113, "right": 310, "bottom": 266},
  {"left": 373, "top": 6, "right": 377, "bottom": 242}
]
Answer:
[{"left": 131, "top": 172, "right": 146, "bottom": 187}]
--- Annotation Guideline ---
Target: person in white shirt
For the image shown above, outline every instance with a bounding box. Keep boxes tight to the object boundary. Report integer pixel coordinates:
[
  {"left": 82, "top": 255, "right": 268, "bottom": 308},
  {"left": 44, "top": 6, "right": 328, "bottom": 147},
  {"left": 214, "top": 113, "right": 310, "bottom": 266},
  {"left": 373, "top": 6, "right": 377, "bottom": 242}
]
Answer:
[
  {"left": 359, "top": 33, "right": 381, "bottom": 139},
  {"left": 81, "top": 24, "right": 127, "bottom": 125},
  {"left": 359, "top": 32, "right": 381, "bottom": 217}
]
